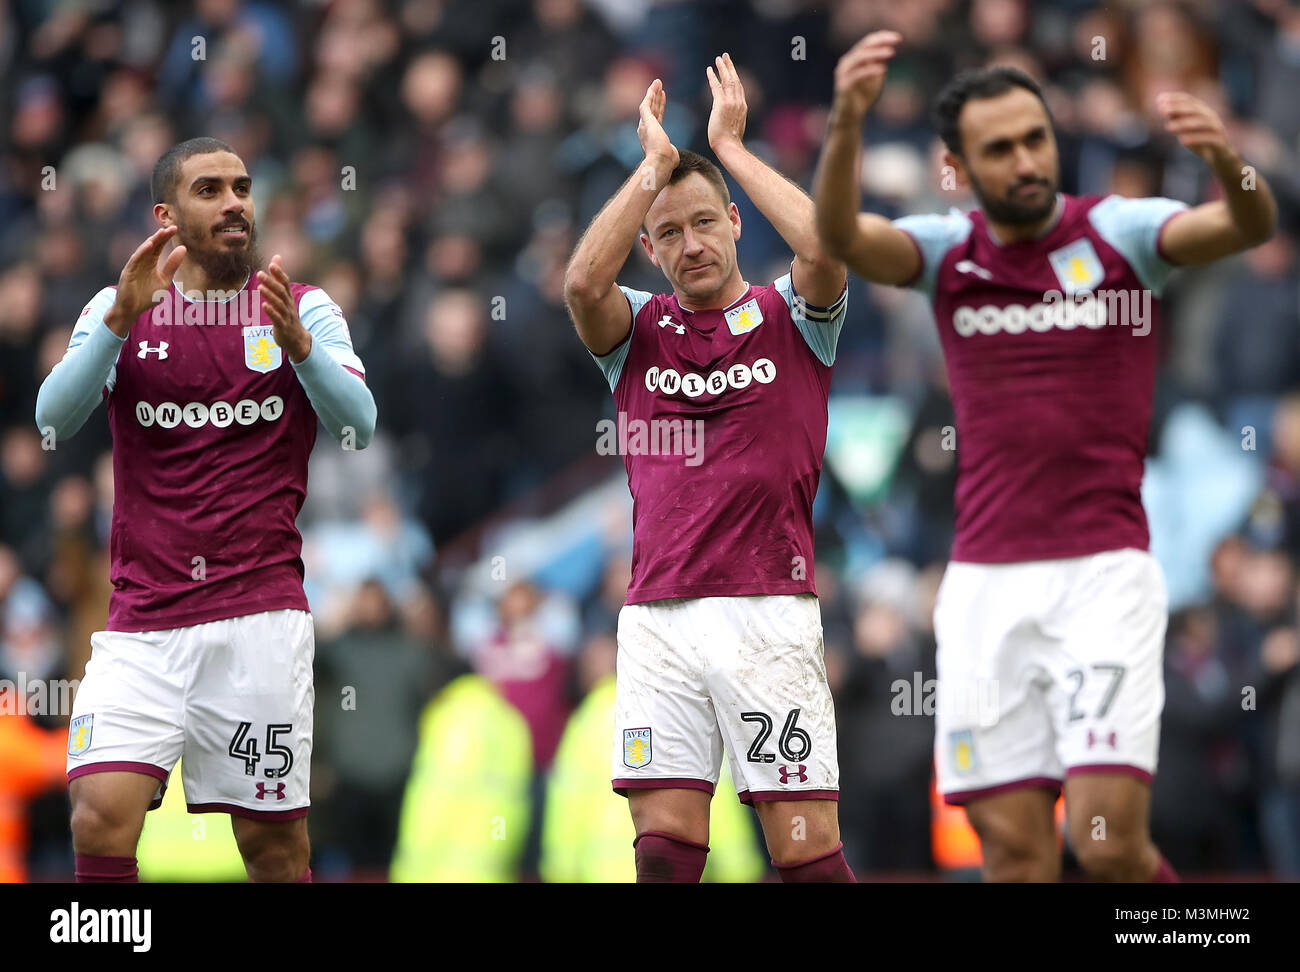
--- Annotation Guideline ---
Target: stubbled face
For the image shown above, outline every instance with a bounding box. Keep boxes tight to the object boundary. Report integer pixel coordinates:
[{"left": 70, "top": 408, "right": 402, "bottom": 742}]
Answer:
[
  {"left": 161, "top": 151, "right": 260, "bottom": 287},
  {"left": 640, "top": 172, "right": 742, "bottom": 303},
  {"left": 950, "top": 86, "right": 1060, "bottom": 227}
]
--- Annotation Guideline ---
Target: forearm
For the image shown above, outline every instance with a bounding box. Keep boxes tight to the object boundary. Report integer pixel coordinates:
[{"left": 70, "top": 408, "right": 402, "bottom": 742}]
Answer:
[
  {"left": 564, "top": 154, "right": 675, "bottom": 297},
  {"left": 1211, "top": 149, "right": 1277, "bottom": 244},
  {"left": 34, "top": 321, "right": 124, "bottom": 439},
  {"left": 714, "top": 139, "right": 823, "bottom": 262},
  {"left": 292, "top": 342, "right": 376, "bottom": 449},
  {"left": 812, "top": 106, "right": 866, "bottom": 256}
]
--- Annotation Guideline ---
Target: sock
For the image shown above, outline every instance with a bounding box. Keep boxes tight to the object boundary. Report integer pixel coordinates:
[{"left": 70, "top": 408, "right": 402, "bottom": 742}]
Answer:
[
  {"left": 633, "top": 831, "right": 709, "bottom": 883},
  {"left": 296, "top": 867, "right": 312, "bottom": 883},
  {"left": 776, "top": 842, "right": 857, "bottom": 883},
  {"left": 75, "top": 853, "right": 139, "bottom": 883},
  {"left": 1150, "top": 854, "right": 1179, "bottom": 883}
]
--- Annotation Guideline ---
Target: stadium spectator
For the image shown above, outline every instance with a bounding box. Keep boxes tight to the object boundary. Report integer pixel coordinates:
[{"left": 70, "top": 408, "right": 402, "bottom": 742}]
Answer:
[
  {"left": 473, "top": 580, "right": 573, "bottom": 772},
  {"left": 835, "top": 561, "right": 939, "bottom": 874},
  {"left": 388, "top": 288, "right": 526, "bottom": 546},
  {"left": 313, "top": 579, "right": 444, "bottom": 879},
  {"left": 1150, "top": 607, "right": 1246, "bottom": 871},
  {"left": 389, "top": 672, "right": 533, "bottom": 883}
]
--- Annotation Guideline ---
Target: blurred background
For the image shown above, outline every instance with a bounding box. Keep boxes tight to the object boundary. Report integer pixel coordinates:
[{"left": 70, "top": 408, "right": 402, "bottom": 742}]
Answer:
[{"left": 1, "top": 0, "right": 1299, "bottom": 882}]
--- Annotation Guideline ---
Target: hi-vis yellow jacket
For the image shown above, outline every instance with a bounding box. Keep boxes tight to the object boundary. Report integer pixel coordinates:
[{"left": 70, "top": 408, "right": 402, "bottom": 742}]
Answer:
[
  {"left": 137, "top": 759, "right": 247, "bottom": 882},
  {"left": 540, "top": 675, "right": 766, "bottom": 883},
  {"left": 390, "top": 674, "right": 533, "bottom": 883}
]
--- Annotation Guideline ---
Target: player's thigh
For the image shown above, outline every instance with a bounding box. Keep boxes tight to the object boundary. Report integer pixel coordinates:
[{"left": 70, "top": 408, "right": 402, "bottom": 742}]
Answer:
[
  {"left": 612, "top": 600, "right": 723, "bottom": 825},
  {"left": 1063, "top": 772, "right": 1152, "bottom": 852},
  {"left": 707, "top": 594, "right": 839, "bottom": 804},
  {"left": 627, "top": 788, "right": 712, "bottom": 846},
  {"left": 963, "top": 786, "right": 1060, "bottom": 875},
  {"left": 66, "top": 627, "right": 188, "bottom": 847},
  {"left": 933, "top": 562, "right": 1062, "bottom": 802},
  {"left": 230, "top": 813, "right": 310, "bottom": 865},
  {"left": 1046, "top": 549, "right": 1167, "bottom": 785},
  {"left": 753, "top": 798, "right": 840, "bottom": 863},
  {"left": 68, "top": 771, "right": 162, "bottom": 853},
  {"left": 183, "top": 610, "right": 315, "bottom": 814}
]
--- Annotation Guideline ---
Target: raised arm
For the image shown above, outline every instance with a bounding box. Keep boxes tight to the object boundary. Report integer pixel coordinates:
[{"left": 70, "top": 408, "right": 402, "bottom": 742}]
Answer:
[
  {"left": 564, "top": 80, "right": 679, "bottom": 356},
  {"left": 255, "top": 260, "right": 377, "bottom": 451},
  {"left": 812, "top": 31, "right": 921, "bottom": 286},
  {"left": 706, "top": 53, "right": 845, "bottom": 306},
  {"left": 35, "top": 225, "right": 186, "bottom": 440},
  {"left": 1155, "top": 92, "right": 1277, "bottom": 265}
]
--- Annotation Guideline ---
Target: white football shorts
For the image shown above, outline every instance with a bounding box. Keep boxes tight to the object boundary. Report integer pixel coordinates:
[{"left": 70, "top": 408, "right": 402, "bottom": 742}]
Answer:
[
  {"left": 933, "top": 547, "right": 1167, "bottom": 804},
  {"left": 612, "top": 593, "right": 839, "bottom": 804},
  {"left": 66, "top": 609, "right": 314, "bottom": 819}
]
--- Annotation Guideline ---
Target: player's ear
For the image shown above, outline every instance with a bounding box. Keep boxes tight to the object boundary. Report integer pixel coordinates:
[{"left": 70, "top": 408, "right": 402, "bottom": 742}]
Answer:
[
  {"left": 154, "top": 202, "right": 173, "bottom": 227},
  {"left": 639, "top": 232, "right": 659, "bottom": 268},
  {"left": 942, "top": 150, "right": 969, "bottom": 189},
  {"left": 729, "top": 202, "right": 741, "bottom": 241}
]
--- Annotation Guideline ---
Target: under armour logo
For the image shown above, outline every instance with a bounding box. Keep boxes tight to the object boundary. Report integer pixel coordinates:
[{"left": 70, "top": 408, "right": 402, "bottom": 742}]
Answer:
[
  {"left": 658, "top": 314, "right": 685, "bottom": 335},
  {"left": 137, "top": 341, "right": 169, "bottom": 359},
  {"left": 955, "top": 260, "right": 993, "bottom": 281},
  {"left": 777, "top": 764, "right": 808, "bottom": 784},
  {"left": 255, "top": 782, "right": 286, "bottom": 801},
  {"left": 1086, "top": 730, "right": 1117, "bottom": 749}
]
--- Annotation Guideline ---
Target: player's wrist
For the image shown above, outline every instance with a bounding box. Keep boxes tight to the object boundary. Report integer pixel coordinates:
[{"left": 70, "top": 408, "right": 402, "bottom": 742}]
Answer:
[
  {"left": 104, "top": 301, "right": 141, "bottom": 338},
  {"left": 828, "top": 100, "right": 868, "bottom": 132},
  {"left": 1207, "top": 146, "right": 1243, "bottom": 179},
  {"left": 282, "top": 329, "right": 312, "bottom": 364},
  {"left": 642, "top": 150, "right": 677, "bottom": 179},
  {"left": 710, "top": 135, "right": 746, "bottom": 163}
]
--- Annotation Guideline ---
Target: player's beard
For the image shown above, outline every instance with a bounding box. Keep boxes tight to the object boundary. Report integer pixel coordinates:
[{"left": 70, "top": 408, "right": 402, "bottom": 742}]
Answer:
[
  {"left": 970, "top": 171, "right": 1058, "bottom": 227},
  {"left": 176, "top": 216, "right": 261, "bottom": 291}
]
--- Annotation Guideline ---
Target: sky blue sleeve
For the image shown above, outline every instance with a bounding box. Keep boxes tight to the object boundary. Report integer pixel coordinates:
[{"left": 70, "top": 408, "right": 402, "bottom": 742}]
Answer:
[
  {"left": 292, "top": 287, "right": 375, "bottom": 448},
  {"left": 891, "top": 210, "right": 974, "bottom": 299},
  {"left": 775, "top": 270, "right": 848, "bottom": 368},
  {"left": 589, "top": 287, "right": 652, "bottom": 392},
  {"left": 34, "top": 287, "right": 123, "bottom": 439},
  {"left": 1088, "top": 195, "right": 1190, "bottom": 297},
  {"left": 298, "top": 287, "right": 365, "bottom": 374}
]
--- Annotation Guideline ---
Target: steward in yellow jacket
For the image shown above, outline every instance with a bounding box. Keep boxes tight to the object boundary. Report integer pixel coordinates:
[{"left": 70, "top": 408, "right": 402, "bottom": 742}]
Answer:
[{"left": 390, "top": 674, "right": 533, "bottom": 882}]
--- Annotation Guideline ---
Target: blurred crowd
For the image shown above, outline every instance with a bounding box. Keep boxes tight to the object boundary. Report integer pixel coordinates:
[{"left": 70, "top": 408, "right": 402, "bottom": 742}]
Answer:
[{"left": 1, "top": 0, "right": 1299, "bottom": 881}]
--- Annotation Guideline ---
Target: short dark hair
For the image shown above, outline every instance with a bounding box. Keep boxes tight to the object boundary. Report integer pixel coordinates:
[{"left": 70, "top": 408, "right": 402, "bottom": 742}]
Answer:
[
  {"left": 932, "top": 66, "right": 1052, "bottom": 157},
  {"left": 151, "top": 137, "right": 238, "bottom": 204},
  {"left": 642, "top": 149, "right": 731, "bottom": 236},
  {"left": 667, "top": 149, "right": 730, "bottom": 206}
]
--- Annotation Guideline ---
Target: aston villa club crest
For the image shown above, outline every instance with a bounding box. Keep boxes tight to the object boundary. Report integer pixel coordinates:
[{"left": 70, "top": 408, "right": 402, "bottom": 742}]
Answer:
[
  {"left": 242, "top": 324, "right": 283, "bottom": 373},
  {"left": 725, "top": 297, "right": 764, "bottom": 336},
  {"left": 949, "top": 729, "right": 977, "bottom": 775},
  {"left": 68, "top": 714, "right": 93, "bottom": 756},
  {"left": 1047, "top": 238, "right": 1104, "bottom": 295},
  {"left": 623, "top": 727, "right": 652, "bottom": 768}
]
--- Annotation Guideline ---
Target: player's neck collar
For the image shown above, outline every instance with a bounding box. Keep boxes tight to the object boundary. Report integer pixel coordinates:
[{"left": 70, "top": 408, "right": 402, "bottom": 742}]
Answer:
[
  {"left": 674, "top": 280, "right": 751, "bottom": 314},
  {"left": 171, "top": 270, "right": 252, "bottom": 301},
  {"left": 984, "top": 194, "right": 1064, "bottom": 247}
]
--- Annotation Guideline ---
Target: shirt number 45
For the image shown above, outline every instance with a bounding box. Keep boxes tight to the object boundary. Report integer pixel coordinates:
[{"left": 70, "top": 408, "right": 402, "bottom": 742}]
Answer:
[
  {"left": 228, "top": 721, "right": 295, "bottom": 779},
  {"left": 740, "top": 709, "right": 811, "bottom": 763}
]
